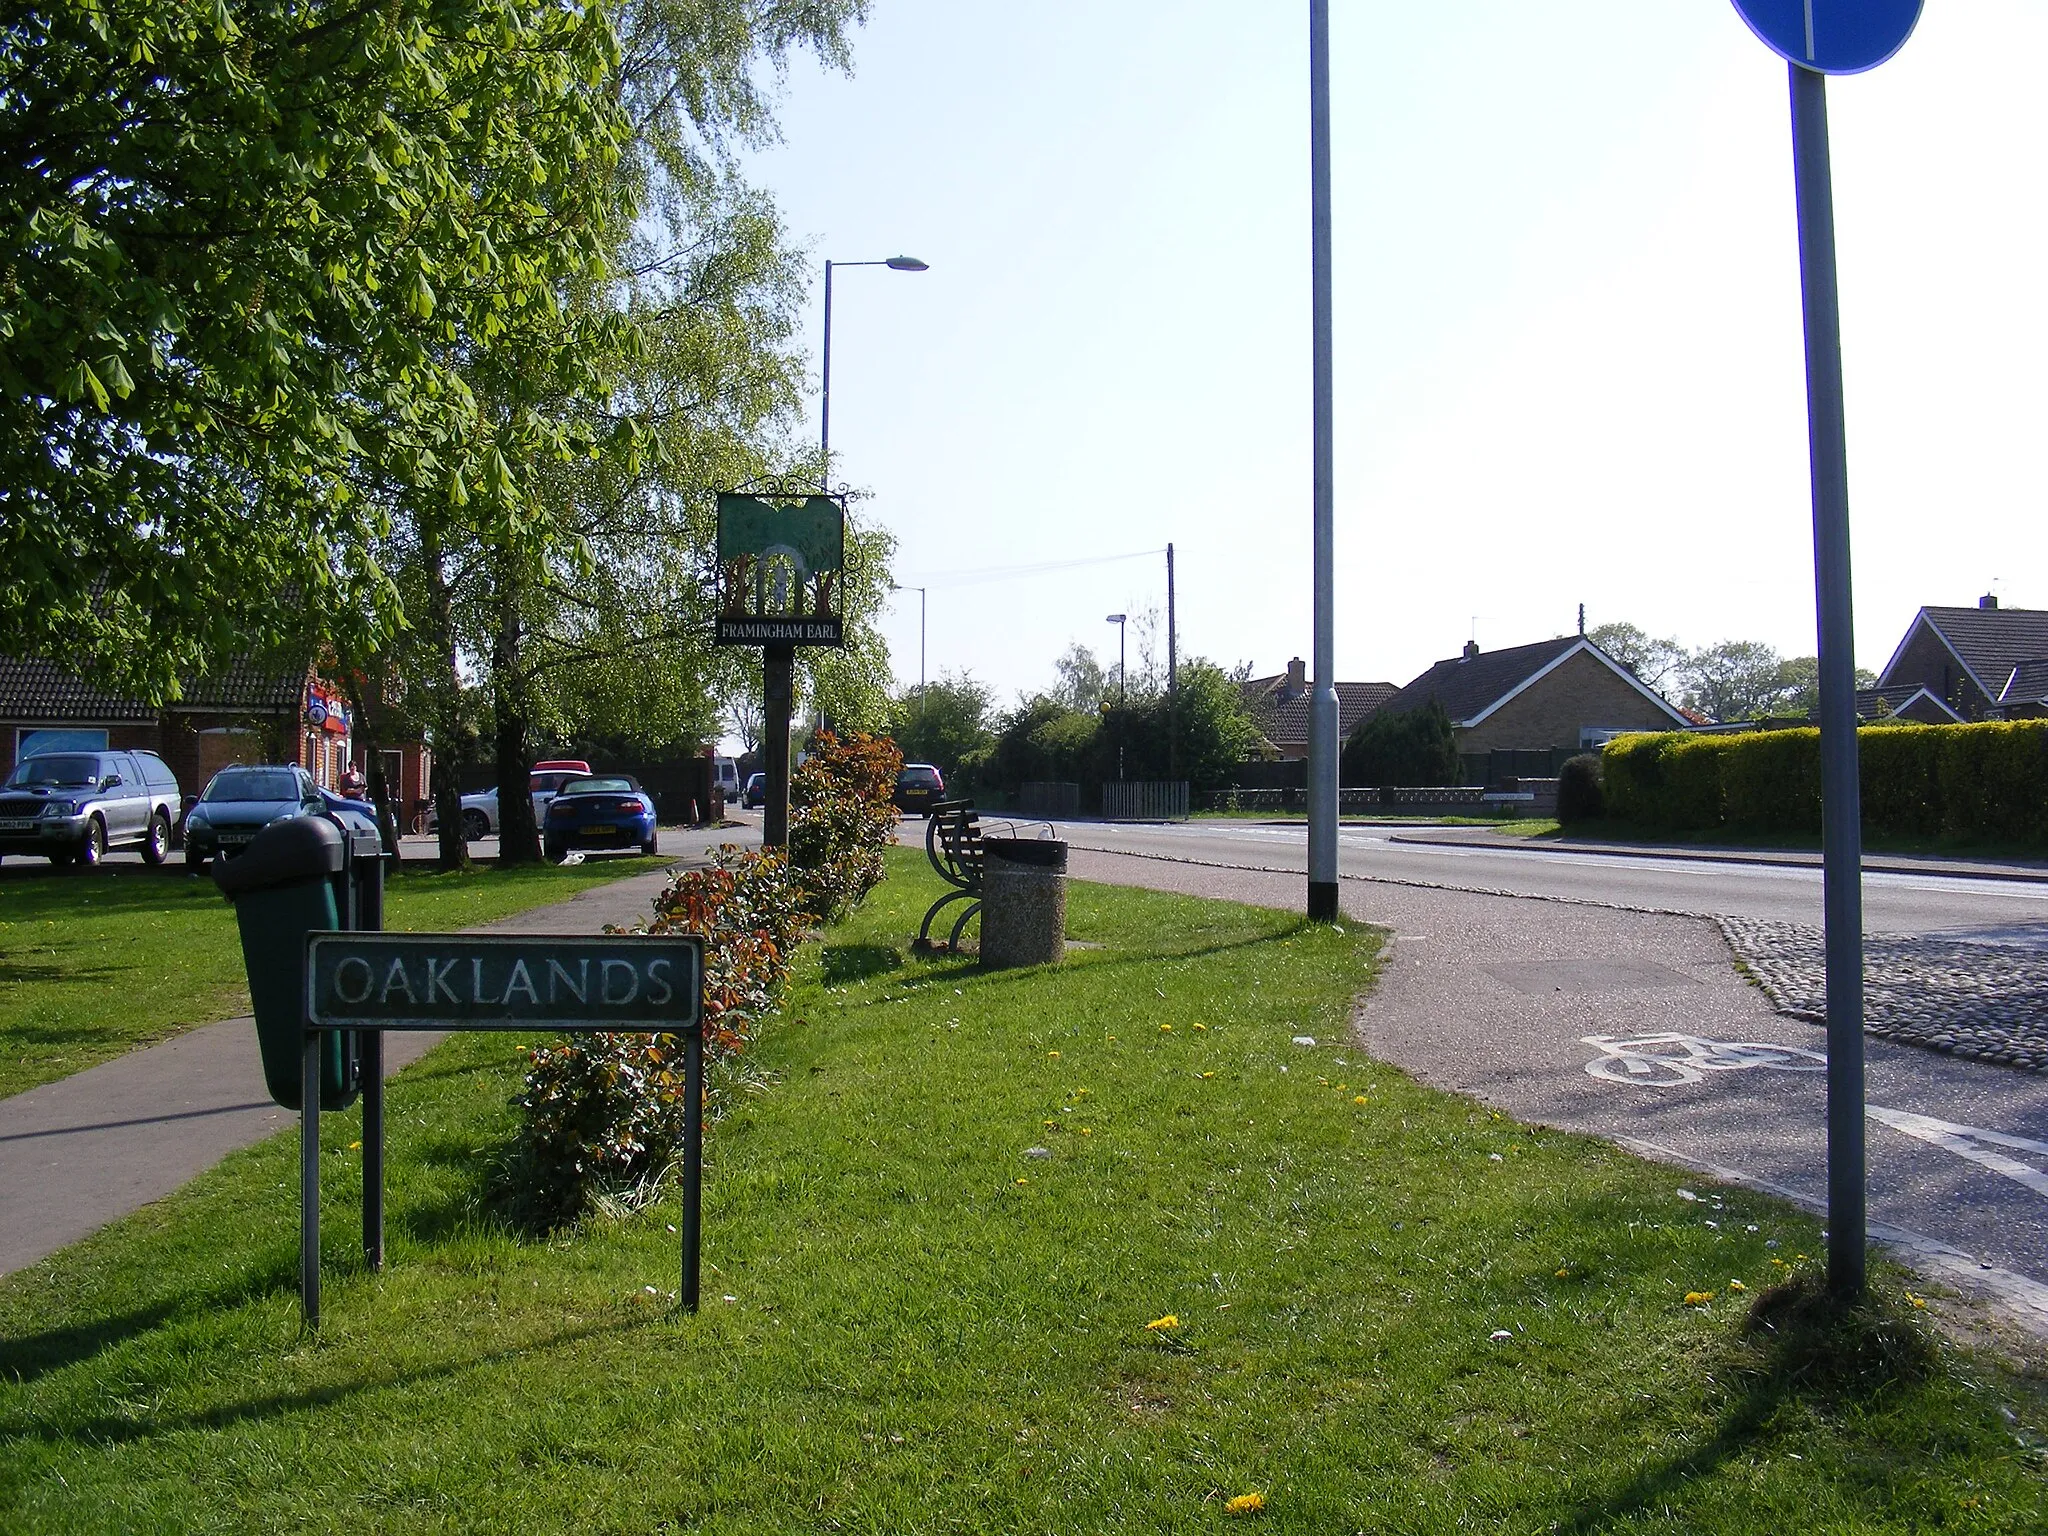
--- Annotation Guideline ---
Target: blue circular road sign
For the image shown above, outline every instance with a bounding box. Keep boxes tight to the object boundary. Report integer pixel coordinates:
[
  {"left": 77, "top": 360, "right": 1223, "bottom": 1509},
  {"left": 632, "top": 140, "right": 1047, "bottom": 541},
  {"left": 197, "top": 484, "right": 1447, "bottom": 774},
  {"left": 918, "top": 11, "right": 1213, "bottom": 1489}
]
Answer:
[{"left": 1730, "top": 0, "right": 1923, "bottom": 75}]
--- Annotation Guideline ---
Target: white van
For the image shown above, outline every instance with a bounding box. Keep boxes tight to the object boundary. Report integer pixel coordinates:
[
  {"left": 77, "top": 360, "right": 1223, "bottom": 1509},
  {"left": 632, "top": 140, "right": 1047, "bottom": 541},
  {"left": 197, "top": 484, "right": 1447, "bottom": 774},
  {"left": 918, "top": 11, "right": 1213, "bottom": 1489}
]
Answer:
[{"left": 714, "top": 757, "right": 741, "bottom": 798}]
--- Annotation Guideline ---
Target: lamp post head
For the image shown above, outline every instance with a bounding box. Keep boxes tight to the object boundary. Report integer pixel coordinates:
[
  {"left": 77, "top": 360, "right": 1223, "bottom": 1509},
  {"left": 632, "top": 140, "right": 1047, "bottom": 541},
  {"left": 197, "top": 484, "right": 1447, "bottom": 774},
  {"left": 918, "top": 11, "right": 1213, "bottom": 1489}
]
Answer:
[
  {"left": 1106, "top": 613, "right": 1126, "bottom": 624},
  {"left": 885, "top": 256, "right": 929, "bottom": 272}
]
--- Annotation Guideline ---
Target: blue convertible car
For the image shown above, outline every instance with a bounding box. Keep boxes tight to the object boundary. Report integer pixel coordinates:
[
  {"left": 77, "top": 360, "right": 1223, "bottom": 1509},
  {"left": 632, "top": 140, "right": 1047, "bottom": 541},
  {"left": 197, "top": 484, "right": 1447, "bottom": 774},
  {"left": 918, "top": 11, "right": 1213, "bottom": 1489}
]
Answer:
[{"left": 542, "top": 775, "right": 658, "bottom": 861}]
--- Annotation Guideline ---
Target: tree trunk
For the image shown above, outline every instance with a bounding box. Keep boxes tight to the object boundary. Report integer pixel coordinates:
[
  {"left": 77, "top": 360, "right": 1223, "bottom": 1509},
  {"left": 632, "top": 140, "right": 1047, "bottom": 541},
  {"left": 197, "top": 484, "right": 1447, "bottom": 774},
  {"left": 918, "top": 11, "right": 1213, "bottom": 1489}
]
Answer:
[
  {"left": 421, "top": 523, "right": 471, "bottom": 871},
  {"left": 492, "top": 556, "right": 541, "bottom": 864}
]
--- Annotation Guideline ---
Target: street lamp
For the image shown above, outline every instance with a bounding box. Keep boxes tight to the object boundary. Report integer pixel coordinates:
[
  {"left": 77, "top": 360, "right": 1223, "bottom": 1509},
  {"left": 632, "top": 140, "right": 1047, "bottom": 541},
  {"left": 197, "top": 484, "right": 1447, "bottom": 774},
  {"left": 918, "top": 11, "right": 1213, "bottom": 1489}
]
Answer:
[
  {"left": 891, "top": 584, "right": 928, "bottom": 716},
  {"left": 821, "top": 255, "right": 929, "bottom": 487},
  {"left": 1105, "top": 614, "right": 1127, "bottom": 707}
]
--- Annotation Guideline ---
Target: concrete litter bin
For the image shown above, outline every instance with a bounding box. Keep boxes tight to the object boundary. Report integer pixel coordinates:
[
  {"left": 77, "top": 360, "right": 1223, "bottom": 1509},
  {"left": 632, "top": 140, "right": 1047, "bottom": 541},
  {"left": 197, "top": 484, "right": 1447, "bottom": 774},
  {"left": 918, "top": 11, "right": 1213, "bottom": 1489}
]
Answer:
[{"left": 979, "top": 836, "right": 1068, "bottom": 970}]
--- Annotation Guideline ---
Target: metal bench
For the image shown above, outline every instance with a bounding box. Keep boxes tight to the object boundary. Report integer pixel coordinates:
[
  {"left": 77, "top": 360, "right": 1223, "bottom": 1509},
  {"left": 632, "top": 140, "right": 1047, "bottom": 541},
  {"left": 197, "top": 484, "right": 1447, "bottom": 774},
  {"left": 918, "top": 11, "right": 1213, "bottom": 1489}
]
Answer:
[{"left": 916, "top": 799, "right": 986, "bottom": 951}]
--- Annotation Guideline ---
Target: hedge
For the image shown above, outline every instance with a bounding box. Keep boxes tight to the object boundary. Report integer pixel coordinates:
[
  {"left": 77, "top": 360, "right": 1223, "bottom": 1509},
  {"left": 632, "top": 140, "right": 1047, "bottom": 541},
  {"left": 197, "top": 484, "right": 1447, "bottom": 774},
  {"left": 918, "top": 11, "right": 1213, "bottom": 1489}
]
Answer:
[{"left": 1599, "top": 721, "right": 2048, "bottom": 843}]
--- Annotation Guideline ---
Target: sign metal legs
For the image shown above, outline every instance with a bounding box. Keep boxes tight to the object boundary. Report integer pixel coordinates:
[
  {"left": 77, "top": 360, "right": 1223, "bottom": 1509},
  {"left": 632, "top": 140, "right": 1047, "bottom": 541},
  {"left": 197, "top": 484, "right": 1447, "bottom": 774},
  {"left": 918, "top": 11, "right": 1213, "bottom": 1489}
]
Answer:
[
  {"left": 362, "top": 1030, "right": 384, "bottom": 1272},
  {"left": 300, "top": 1030, "right": 321, "bottom": 1329},
  {"left": 681, "top": 1027, "right": 704, "bottom": 1311}
]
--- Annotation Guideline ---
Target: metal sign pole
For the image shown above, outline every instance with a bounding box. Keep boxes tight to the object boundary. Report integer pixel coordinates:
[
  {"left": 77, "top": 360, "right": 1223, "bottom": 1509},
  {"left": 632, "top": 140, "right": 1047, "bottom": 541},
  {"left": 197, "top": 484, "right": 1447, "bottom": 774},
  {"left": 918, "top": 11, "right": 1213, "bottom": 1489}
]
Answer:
[
  {"left": 763, "top": 642, "right": 795, "bottom": 848},
  {"left": 1306, "top": 0, "right": 1340, "bottom": 921},
  {"left": 681, "top": 1026, "right": 704, "bottom": 1311},
  {"left": 1789, "top": 61, "right": 1867, "bottom": 1299},
  {"left": 300, "top": 1029, "right": 321, "bottom": 1328}
]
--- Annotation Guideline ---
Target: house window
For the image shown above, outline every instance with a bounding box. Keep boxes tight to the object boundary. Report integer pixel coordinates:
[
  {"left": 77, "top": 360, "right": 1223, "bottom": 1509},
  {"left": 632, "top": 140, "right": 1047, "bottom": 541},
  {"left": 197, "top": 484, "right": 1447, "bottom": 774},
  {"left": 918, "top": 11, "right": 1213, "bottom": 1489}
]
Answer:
[{"left": 1579, "top": 727, "right": 1629, "bottom": 749}]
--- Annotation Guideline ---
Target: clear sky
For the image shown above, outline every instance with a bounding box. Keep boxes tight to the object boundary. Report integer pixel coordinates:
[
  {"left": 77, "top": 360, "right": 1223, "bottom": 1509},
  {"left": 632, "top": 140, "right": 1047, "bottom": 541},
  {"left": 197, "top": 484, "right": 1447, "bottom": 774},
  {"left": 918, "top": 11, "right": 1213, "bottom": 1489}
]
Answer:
[{"left": 742, "top": 0, "right": 2048, "bottom": 705}]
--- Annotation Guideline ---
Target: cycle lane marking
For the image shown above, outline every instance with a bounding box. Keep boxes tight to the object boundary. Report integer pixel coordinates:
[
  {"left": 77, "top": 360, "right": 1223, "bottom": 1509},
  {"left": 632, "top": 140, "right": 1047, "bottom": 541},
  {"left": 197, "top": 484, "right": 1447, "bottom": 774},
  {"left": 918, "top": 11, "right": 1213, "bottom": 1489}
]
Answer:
[{"left": 1579, "top": 1036, "right": 2048, "bottom": 1202}]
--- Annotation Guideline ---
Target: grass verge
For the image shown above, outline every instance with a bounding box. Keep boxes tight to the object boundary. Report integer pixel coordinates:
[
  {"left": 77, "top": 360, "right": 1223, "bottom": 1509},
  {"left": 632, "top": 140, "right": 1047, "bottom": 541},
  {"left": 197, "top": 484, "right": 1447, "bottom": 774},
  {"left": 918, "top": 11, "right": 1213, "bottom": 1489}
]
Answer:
[
  {"left": 1, "top": 848, "right": 2042, "bottom": 1531},
  {"left": 0, "top": 856, "right": 665, "bottom": 1098}
]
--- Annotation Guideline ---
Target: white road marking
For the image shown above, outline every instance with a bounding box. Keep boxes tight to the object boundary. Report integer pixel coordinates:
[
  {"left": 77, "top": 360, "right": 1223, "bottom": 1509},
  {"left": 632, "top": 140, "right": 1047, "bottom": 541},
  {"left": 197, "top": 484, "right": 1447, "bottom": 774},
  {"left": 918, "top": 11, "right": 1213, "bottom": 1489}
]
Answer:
[
  {"left": 1867, "top": 1107, "right": 2048, "bottom": 1201},
  {"left": 1581, "top": 1033, "right": 1827, "bottom": 1087}
]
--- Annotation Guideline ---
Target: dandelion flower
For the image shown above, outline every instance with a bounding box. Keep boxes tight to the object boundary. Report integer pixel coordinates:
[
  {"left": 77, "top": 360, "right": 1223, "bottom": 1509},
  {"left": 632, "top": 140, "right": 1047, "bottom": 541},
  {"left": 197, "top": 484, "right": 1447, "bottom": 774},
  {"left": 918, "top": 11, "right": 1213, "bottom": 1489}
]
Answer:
[
  {"left": 1225, "top": 1492, "right": 1265, "bottom": 1516},
  {"left": 348, "top": 1140, "right": 363, "bottom": 1151},
  {"left": 1906, "top": 1291, "right": 1927, "bottom": 1309},
  {"left": 1728, "top": 1280, "right": 1747, "bottom": 1292},
  {"left": 1080, "top": 1128, "right": 1092, "bottom": 1136},
  {"left": 1145, "top": 1315, "right": 1179, "bottom": 1332},
  {"left": 1193, "top": 1023, "right": 1208, "bottom": 1031},
  {"left": 1555, "top": 1268, "right": 1570, "bottom": 1279},
  {"left": 1683, "top": 1291, "right": 1714, "bottom": 1306},
  {"left": 1016, "top": 1178, "right": 1029, "bottom": 1185},
  {"left": 1047, "top": 1050, "right": 1060, "bottom": 1059},
  {"left": 1353, "top": 1095, "right": 1368, "bottom": 1105}
]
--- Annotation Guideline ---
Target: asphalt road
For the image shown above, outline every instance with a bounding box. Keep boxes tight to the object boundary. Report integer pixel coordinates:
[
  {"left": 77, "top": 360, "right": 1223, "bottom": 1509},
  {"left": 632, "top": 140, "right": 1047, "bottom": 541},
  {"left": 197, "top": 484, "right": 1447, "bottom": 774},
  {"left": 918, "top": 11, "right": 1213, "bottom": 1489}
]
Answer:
[{"left": 1023, "top": 817, "right": 2048, "bottom": 939}]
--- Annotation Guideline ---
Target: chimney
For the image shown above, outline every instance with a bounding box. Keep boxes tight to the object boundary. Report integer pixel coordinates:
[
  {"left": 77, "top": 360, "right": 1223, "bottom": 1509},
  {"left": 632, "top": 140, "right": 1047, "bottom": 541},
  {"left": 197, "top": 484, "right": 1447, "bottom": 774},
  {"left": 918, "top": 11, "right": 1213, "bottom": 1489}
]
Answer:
[
  {"left": 1462, "top": 639, "right": 1480, "bottom": 661},
  {"left": 1981, "top": 593, "right": 1999, "bottom": 610},
  {"left": 1284, "top": 656, "right": 1306, "bottom": 697}
]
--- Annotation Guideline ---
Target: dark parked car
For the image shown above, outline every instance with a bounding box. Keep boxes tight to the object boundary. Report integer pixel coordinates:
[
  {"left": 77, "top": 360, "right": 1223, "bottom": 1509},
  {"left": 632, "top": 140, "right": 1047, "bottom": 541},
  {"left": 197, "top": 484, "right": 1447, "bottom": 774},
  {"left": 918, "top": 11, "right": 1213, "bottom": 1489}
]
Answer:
[
  {"left": 0, "top": 749, "right": 182, "bottom": 867},
  {"left": 893, "top": 763, "right": 946, "bottom": 816},
  {"left": 741, "top": 772, "right": 766, "bottom": 809},
  {"left": 184, "top": 765, "right": 376, "bottom": 868},
  {"left": 543, "top": 775, "right": 658, "bottom": 861}
]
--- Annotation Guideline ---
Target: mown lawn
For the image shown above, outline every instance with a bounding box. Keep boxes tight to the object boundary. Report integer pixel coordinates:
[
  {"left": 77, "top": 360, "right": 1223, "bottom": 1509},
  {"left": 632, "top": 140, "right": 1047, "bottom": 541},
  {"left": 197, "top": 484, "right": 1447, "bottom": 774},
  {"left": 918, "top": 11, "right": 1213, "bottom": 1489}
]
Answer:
[
  {"left": 0, "top": 849, "right": 2041, "bottom": 1532},
  {"left": 0, "top": 857, "right": 664, "bottom": 1098}
]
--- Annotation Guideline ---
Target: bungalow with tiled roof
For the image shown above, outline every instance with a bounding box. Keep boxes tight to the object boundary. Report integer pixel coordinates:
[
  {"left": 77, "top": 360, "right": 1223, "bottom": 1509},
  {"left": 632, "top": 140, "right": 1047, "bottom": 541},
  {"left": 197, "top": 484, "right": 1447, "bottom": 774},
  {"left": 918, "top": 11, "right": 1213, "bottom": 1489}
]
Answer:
[
  {"left": 0, "top": 658, "right": 428, "bottom": 809},
  {"left": 1876, "top": 596, "right": 2048, "bottom": 721},
  {"left": 1239, "top": 657, "right": 1397, "bottom": 761},
  {"left": 1377, "top": 634, "right": 1692, "bottom": 780}
]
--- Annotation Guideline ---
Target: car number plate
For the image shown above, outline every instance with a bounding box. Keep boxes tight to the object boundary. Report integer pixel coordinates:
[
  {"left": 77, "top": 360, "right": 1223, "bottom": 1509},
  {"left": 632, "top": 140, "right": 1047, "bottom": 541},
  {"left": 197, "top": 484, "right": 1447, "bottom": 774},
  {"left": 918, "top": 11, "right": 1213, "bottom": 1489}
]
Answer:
[
  {"left": 585, "top": 825, "right": 620, "bottom": 838},
  {"left": 0, "top": 817, "right": 34, "bottom": 831},
  {"left": 219, "top": 832, "right": 255, "bottom": 845}
]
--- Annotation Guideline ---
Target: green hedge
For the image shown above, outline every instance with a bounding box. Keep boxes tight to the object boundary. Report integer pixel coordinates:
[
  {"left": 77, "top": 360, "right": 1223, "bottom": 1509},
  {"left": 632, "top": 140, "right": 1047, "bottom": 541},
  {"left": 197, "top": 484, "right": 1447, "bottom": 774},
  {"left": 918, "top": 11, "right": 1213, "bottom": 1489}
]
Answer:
[{"left": 1599, "top": 721, "right": 2048, "bottom": 843}]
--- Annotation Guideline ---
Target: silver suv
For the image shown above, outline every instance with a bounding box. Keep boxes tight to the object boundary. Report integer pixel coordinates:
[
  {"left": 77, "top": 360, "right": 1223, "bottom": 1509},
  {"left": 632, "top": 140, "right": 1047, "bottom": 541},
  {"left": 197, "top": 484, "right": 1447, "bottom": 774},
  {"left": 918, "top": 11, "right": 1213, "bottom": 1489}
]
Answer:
[{"left": 0, "top": 750, "right": 184, "bottom": 867}]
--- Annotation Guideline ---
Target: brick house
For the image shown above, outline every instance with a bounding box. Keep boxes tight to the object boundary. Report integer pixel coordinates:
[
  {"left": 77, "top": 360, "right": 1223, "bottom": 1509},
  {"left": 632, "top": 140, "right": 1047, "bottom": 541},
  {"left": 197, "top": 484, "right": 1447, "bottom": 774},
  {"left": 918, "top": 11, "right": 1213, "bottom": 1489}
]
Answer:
[
  {"left": 1239, "top": 658, "right": 1397, "bottom": 761},
  {"left": 1377, "top": 635, "right": 1692, "bottom": 780},
  {"left": 0, "top": 657, "right": 429, "bottom": 810},
  {"left": 1874, "top": 596, "right": 2048, "bottom": 721}
]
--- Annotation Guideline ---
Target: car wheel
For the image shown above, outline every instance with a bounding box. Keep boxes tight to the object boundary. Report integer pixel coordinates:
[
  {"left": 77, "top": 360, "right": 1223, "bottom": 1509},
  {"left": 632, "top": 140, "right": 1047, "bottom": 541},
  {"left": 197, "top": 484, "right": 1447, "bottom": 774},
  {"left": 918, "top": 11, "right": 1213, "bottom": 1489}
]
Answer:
[
  {"left": 544, "top": 838, "right": 566, "bottom": 863},
  {"left": 79, "top": 817, "right": 106, "bottom": 866},
  {"left": 185, "top": 845, "right": 208, "bottom": 873},
  {"left": 142, "top": 811, "right": 171, "bottom": 866},
  {"left": 462, "top": 809, "right": 491, "bottom": 842},
  {"left": 48, "top": 849, "right": 74, "bottom": 867},
  {"left": 641, "top": 831, "right": 658, "bottom": 856}
]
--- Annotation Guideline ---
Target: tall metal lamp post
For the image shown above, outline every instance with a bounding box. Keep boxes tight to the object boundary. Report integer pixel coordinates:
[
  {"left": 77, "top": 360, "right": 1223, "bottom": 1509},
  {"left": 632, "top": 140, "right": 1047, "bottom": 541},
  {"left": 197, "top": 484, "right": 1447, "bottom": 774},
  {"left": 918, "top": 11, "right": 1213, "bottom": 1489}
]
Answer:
[
  {"left": 821, "top": 254, "right": 929, "bottom": 489},
  {"left": 1106, "top": 612, "right": 1128, "bottom": 782},
  {"left": 892, "top": 583, "right": 928, "bottom": 717},
  {"left": 757, "top": 253, "right": 927, "bottom": 849}
]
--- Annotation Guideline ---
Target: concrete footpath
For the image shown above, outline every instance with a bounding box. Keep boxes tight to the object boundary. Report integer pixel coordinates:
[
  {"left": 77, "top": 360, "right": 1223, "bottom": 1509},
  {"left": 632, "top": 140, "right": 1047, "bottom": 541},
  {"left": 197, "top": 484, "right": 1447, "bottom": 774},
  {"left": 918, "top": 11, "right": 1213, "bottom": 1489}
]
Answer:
[{"left": 0, "top": 862, "right": 682, "bottom": 1278}]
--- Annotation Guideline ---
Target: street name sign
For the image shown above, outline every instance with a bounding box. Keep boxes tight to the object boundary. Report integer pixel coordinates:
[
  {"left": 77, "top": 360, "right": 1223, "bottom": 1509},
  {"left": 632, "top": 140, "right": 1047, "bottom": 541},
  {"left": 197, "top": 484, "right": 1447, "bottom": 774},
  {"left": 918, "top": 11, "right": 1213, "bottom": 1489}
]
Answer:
[
  {"left": 1729, "top": 0, "right": 1922, "bottom": 75},
  {"left": 296, "top": 931, "right": 708, "bottom": 1327},
  {"left": 308, "top": 932, "right": 702, "bottom": 1032}
]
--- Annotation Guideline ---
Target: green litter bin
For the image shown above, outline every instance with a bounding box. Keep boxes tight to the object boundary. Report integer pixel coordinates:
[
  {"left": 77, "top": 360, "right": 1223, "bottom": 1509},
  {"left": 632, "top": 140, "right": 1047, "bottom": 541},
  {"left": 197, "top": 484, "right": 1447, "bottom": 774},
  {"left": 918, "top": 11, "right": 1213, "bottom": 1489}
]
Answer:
[{"left": 215, "top": 815, "right": 375, "bottom": 1110}]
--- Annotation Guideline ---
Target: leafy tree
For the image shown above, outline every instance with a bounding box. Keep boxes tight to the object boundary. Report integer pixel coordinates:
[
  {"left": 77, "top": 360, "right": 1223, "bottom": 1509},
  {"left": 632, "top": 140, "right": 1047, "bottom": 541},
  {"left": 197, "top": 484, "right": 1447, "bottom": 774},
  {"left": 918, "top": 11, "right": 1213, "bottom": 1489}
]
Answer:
[
  {"left": 1050, "top": 643, "right": 1105, "bottom": 712},
  {"left": 1341, "top": 700, "right": 1460, "bottom": 787},
  {"left": 1587, "top": 622, "right": 1686, "bottom": 690},
  {"left": 1769, "top": 655, "right": 1878, "bottom": 719},
  {"left": 2, "top": 0, "right": 633, "bottom": 697},
  {"left": 889, "top": 672, "right": 995, "bottom": 776},
  {"left": 1677, "top": 640, "right": 1790, "bottom": 722}
]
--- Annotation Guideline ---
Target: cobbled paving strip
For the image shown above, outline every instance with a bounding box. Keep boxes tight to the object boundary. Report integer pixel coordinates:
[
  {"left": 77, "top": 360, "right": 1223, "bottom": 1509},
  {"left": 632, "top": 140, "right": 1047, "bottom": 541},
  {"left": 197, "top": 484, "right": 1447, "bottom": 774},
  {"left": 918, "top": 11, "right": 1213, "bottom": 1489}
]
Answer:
[{"left": 1717, "top": 917, "right": 2048, "bottom": 1076}]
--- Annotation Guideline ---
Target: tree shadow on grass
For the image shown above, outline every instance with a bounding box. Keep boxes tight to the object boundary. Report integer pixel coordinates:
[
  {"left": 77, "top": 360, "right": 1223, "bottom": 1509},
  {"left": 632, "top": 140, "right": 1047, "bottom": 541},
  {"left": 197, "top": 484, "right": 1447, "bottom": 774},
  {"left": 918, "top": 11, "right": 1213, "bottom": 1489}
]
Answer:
[
  {"left": 0, "top": 1252, "right": 299, "bottom": 1387},
  {"left": 819, "top": 944, "right": 903, "bottom": 985},
  {"left": 0, "top": 1311, "right": 646, "bottom": 1451}
]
